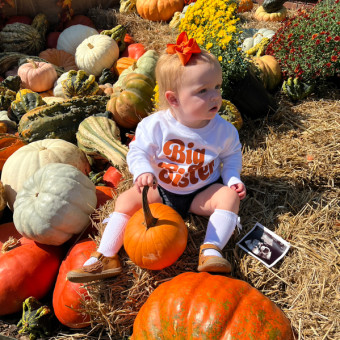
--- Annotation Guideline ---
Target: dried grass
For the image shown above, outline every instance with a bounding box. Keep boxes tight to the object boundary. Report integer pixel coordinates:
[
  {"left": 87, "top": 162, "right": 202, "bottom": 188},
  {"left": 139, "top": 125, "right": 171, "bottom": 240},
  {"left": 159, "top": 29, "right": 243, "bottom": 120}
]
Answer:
[{"left": 53, "top": 7, "right": 340, "bottom": 340}]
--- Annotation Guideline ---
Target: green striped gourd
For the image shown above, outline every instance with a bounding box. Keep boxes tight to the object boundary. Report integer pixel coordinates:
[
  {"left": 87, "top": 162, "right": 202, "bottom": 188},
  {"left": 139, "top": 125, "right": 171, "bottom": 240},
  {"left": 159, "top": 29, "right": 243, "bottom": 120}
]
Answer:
[
  {"left": 18, "top": 96, "right": 108, "bottom": 144},
  {"left": 76, "top": 116, "right": 128, "bottom": 168},
  {"left": 61, "top": 70, "right": 99, "bottom": 98},
  {"left": 0, "top": 23, "right": 44, "bottom": 55}
]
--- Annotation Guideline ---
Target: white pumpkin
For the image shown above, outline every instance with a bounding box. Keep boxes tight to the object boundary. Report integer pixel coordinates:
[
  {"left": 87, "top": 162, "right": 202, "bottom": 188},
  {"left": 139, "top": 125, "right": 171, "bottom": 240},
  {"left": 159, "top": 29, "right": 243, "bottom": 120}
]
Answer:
[
  {"left": 57, "top": 24, "right": 98, "bottom": 55},
  {"left": 241, "top": 28, "right": 276, "bottom": 52},
  {"left": 1, "top": 139, "right": 90, "bottom": 210},
  {"left": 13, "top": 163, "right": 97, "bottom": 246},
  {"left": 53, "top": 72, "right": 68, "bottom": 98},
  {"left": 75, "top": 34, "right": 119, "bottom": 77}
]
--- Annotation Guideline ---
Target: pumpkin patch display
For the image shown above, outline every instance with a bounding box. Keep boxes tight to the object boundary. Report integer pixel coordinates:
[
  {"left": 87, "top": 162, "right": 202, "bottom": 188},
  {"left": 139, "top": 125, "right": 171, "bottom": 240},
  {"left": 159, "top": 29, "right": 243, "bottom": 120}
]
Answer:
[
  {"left": 107, "top": 72, "right": 154, "bottom": 129},
  {"left": 57, "top": 24, "right": 98, "bottom": 55},
  {"left": 1, "top": 138, "right": 90, "bottom": 211},
  {"left": 124, "top": 186, "right": 188, "bottom": 270},
  {"left": 17, "top": 59, "right": 58, "bottom": 92},
  {"left": 131, "top": 272, "right": 294, "bottom": 339},
  {"left": 13, "top": 163, "right": 97, "bottom": 246},
  {"left": 136, "top": 0, "right": 185, "bottom": 22},
  {"left": 0, "top": 237, "right": 63, "bottom": 316},
  {"left": 75, "top": 34, "right": 120, "bottom": 77},
  {"left": 53, "top": 239, "right": 96, "bottom": 328}
]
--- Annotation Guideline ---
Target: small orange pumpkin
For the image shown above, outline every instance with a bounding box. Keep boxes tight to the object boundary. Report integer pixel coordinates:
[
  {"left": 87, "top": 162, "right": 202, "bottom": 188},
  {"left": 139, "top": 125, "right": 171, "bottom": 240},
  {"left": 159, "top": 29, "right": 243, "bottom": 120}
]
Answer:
[
  {"left": 39, "top": 49, "right": 78, "bottom": 71},
  {"left": 136, "top": 0, "right": 185, "bottom": 22},
  {"left": 124, "top": 186, "right": 188, "bottom": 270},
  {"left": 238, "top": 0, "right": 254, "bottom": 13},
  {"left": 17, "top": 59, "right": 58, "bottom": 92},
  {"left": 112, "top": 57, "right": 137, "bottom": 76}
]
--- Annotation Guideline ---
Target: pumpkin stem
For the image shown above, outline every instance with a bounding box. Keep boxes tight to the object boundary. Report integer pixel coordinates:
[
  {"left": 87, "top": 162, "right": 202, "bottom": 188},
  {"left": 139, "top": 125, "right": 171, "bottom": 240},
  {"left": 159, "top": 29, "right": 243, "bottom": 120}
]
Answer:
[
  {"left": 27, "top": 59, "right": 38, "bottom": 69},
  {"left": 87, "top": 43, "right": 94, "bottom": 49},
  {"left": 1, "top": 237, "right": 20, "bottom": 253},
  {"left": 142, "top": 186, "right": 158, "bottom": 228}
]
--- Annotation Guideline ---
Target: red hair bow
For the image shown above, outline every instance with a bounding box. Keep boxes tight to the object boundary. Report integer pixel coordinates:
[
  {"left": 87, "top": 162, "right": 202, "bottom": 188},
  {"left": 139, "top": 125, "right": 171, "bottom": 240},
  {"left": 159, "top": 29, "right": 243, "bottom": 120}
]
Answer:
[{"left": 166, "top": 32, "right": 201, "bottom": 66}]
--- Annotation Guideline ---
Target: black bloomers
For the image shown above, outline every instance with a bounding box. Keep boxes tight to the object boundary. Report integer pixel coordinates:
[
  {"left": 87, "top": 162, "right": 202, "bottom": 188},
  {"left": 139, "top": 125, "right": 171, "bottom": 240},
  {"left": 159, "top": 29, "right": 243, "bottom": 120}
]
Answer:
[{"left": 157, "top": 177, "right": 223, "bottom": 219}]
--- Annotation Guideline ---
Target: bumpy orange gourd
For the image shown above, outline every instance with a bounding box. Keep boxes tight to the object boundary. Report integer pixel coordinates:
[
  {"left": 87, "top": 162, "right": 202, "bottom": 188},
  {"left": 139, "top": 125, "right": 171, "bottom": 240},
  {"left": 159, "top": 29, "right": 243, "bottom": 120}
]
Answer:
[
  {"left": 254, "top": 5, "right": 287, "bottom": 22},
  {"left": 131, "top": 272, "right": 295, "bottom": 340},
  {"left": 53, "top": 239, "right": 96, "bottom": 328},
  {"left": 124, "top": 186, "right": 188, "bottom": 270},
  {"left": 238, "top": 0, "right": 254, "bottom": 13},
  {"left": 136, "top": 0, "right": 185, "bottom": 22}
]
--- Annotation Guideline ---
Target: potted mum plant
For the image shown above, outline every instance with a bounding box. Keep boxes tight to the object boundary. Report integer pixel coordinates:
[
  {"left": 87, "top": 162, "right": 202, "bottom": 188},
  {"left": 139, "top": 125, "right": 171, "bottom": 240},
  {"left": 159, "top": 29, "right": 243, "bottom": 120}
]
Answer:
[{"left": 179, "top": 0, "right": 277, "bottom": 119}]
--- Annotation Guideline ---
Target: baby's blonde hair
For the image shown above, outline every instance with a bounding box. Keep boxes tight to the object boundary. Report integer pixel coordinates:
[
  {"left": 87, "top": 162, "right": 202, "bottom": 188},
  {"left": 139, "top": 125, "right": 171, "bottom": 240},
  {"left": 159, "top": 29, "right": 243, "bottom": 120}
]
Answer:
[{"left": 155, "top": 50, "right": 221, "bottom": 110}]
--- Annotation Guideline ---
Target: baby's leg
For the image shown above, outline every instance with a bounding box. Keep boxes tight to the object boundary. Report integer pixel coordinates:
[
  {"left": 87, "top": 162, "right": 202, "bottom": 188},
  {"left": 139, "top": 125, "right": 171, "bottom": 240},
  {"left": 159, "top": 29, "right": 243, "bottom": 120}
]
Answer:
[
  {"left": 92, "top": 185, "right": 162, "bottom": 261},
  {"left": 67, "top": 185, "right": 162, "bottom": 282},
  {"left": 190, "top": 184, "right": 241, "bottom": 273}
]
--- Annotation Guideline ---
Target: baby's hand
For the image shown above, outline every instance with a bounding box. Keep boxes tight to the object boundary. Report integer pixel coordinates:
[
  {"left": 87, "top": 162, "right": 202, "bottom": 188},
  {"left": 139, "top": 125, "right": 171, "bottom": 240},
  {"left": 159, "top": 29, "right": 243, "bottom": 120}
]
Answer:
[
  {"left": 230, "top": 182, "right": 246, "bottom": 200},
  {"left": 135, "top": 173, "right": 157, "bottom": 194}
]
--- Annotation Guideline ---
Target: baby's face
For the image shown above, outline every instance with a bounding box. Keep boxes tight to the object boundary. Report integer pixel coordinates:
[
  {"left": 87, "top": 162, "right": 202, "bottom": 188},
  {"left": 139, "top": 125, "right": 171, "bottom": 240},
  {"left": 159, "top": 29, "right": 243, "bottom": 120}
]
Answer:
[{"left": 173, "top": 62, "right": 222, "bottom": 128}]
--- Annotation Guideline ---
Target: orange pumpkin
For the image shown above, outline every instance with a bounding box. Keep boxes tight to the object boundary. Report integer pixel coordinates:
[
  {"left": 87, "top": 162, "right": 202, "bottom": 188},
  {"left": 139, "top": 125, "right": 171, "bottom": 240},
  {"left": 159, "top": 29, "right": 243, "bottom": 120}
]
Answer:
[
  {"left": 112, "top": 57, "right": 137, "bottom": 76},
  {"left": 0, "top": 134, "right": 26, "bottom": 170},
  {"left": 39, "top": 49, "right": 78, "bottom": 71},
  {"left": 95, "top": 185, "right": 115, "bottom": 209},
  {"left": 124, "top": 186, "right": 188, "bottom": 270},
  {"left": 136, "top": 0, "right": 185, "bottom": 22},
  {"left": 53, "top": 239, "right": 96, "bottom": 328},
  {"left": 0, "top": 222, "right": 22, "bottom": 248},
  {"left": 17, "top": 59, "right": 58, "bottom": 92},
  {"left": 238, "top": 0, "right": 254, "bottom": 13},
  {"left": 131, "top": 272, "right": 295, "bottom": 340}
]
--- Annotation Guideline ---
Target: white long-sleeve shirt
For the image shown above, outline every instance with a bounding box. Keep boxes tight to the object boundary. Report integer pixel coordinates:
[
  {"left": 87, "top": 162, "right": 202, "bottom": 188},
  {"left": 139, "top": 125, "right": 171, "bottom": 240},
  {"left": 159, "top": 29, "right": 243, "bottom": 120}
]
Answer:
[{"left": 126, "top": 109, "right": 243, "bottom": 195}]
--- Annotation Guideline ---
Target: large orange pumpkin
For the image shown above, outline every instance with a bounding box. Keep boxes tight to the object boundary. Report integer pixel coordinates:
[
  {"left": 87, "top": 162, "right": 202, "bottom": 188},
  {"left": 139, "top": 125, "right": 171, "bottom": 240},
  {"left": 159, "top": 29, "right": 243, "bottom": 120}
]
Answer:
[
  {"left": 136, "top": 0, "right": 185, "bottom": 22},
  {"left": 39, "top": 48, "right": 78, "bottom": 71},
  {"left": 124, "top": 186, "right": 188, "bottom": 270},
  {"left": 53, "top": 239, "right": 96, "bottom": 328},
  {"left": 0, "top": 237, "right": 63, "bottom": 315},
  {"left": 131, "top": 272, "right": 295, "bottom": 339},
  {"left": 0, "top": 134, "right": 26, "bottom": 170}
]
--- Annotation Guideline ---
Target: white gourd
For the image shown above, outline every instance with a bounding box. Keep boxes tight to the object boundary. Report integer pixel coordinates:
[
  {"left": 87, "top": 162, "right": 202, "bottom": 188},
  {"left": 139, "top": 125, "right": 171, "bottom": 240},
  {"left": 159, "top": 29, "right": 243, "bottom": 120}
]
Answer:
[
  {"left": 1, "top": 139, "right": 90, "bottom": 210},
  {"left": 75, "top": 34, "right": 119, "bottom": 77},
  {"left": 242, "top": 28, "right": 276, "bottom": 51},
  {"left": 57, "top": 24, "right": 98, "bottom": 55},
  {"left": 13, "top": 163, "right": 97, "bottom": 246},
  {"left": 53, "top": 72, "right": 68, "bottom": 98}
]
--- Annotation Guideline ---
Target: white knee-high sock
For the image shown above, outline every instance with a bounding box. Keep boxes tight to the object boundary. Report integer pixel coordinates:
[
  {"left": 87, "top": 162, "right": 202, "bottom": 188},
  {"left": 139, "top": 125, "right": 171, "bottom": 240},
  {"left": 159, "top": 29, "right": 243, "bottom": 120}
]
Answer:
[
  {"left": 83, "top": 212, "right": 130, "bottom": 266},
  {"left": 203, "top": 209, "right": 242, "bottom": 257}
]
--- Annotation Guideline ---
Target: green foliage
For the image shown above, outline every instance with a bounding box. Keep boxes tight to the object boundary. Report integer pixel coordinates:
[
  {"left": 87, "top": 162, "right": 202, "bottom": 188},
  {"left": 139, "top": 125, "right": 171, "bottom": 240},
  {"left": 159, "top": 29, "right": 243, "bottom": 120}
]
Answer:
[{"left": 266, "top": 0, "right": 340, "bottom": 84}]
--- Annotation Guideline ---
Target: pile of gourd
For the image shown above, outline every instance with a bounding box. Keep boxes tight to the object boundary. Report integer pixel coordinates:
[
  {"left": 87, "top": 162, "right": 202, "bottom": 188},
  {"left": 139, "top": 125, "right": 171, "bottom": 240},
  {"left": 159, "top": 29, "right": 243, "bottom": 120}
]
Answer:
[{"left": 0, "top": 3, "right": 292, "bottom": 339}]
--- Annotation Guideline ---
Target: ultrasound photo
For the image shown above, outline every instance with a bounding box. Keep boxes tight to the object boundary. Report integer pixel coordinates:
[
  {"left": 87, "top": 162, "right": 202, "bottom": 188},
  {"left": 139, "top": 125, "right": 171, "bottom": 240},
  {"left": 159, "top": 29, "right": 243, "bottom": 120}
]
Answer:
[{"left": 237, "top": 223, "right": 291, "bottom": 268}]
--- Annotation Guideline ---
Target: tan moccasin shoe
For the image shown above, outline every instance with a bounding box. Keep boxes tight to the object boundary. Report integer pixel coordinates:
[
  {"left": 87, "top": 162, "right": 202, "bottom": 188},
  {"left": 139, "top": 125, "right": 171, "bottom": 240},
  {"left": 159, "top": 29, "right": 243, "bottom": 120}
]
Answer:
[
  {"left": 197, "top": 244, "right": 232, "bottom": 273},
  {"left": 67, "top": 251, "right": 122, "bottom": 283}
]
